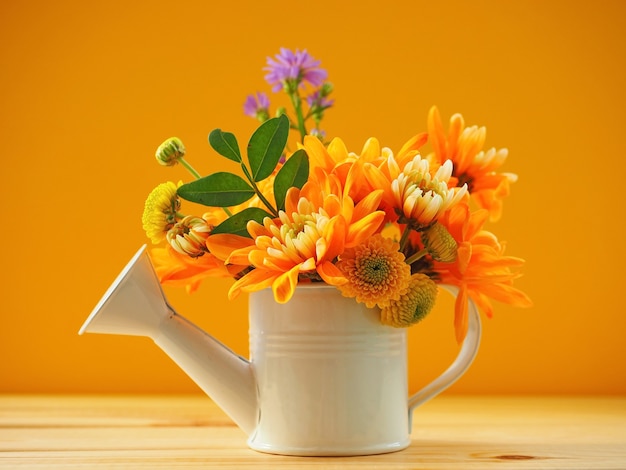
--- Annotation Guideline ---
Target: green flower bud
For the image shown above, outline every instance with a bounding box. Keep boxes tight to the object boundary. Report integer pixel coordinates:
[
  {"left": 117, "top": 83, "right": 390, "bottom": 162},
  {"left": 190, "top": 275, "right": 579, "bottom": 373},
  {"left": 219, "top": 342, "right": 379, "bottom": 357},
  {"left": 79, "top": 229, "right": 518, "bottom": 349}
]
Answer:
[
  {"left": 320, "top": 82, "right": 334, "bottom": 97},
  {"left": 256, "top": 109, "right": 270, "bottom": 122},
  {"left": 156, "top": 137, "right": 186, "bottom": 167},
  {"left": 421, "top": 222, "right": 458, "bottom": 263}
]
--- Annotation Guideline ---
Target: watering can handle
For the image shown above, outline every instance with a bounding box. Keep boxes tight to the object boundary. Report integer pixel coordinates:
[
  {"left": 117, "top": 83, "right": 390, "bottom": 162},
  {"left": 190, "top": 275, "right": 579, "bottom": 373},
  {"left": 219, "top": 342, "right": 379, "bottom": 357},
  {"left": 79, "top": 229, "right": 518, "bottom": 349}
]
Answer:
[{"left": 407, "top": 285, "right": 482, "bottom": 427}]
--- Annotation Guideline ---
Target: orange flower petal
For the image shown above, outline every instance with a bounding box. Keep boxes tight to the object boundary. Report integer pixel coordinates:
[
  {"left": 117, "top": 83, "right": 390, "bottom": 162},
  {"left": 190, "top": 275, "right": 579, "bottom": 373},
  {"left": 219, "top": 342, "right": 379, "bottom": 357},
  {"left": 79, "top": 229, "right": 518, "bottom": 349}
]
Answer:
[
  {"left": 352, "top": 189, "right": 384, "bottom": 221},
  {"left": 454, "top": 286, "right": 469, "bottom": 344},
  {"left": 226, "top": 245, "right": 256, "bottom": 266},
  {"left": 228, "top": 268, "right": 277, "bottom": 300},
  {"left": 272, "top": 264, "right": 301, "bottom": 303},
  {"left": 456, "top": 242, "right": 472, "bottom": 274},
  {"left": 346, "top": 211, "right": 385, "bottom": 247},
  {"left": 478, "top": 283, "right": 534, "bottom": 308},
  {"left": 360, "top": 137, "right": 381, "bottom": 162},
  {"left": 396, "top": 132, "right": 428, "bottom": 164},
  {"left": 205, "top": 233, "right": 253, "bottom": 261},
  {"left": 327, "top": 137, "right": 350, "bottom": 164},
  {"left": 323, "top": 216, "right": 347, "bottom": 260},
  {"left": 317, "top": 260, "right": 348, "bottom": 286},
  {"left": 283, "top": 186, "right": 301, "bottom": 214},
  {"left": 303, "top": 135, "right": 335, "bottom": 170}
]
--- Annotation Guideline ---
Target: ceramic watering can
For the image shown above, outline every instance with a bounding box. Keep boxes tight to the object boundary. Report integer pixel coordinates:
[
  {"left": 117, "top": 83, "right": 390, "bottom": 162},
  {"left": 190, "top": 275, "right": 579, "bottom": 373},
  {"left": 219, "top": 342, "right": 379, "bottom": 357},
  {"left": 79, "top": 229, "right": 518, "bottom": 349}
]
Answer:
[{"left": 79, "top": 245, "right": 481, "bottom": 456}]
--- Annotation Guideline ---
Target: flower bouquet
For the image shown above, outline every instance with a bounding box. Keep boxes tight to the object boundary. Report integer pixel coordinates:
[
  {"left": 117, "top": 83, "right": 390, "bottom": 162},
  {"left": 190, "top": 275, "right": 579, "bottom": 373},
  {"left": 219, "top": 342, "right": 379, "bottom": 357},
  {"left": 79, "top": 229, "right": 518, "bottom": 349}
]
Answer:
[{"left": 142, "top": 48, "right": 531, "bottom": 343}]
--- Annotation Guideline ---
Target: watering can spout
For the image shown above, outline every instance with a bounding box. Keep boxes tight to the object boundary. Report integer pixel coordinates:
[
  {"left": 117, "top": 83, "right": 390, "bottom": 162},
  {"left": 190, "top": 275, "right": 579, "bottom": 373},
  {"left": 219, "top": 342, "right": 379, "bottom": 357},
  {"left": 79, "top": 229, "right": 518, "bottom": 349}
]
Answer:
[{"left": 78, "top": 245, "right": 258, "bottom": 435}]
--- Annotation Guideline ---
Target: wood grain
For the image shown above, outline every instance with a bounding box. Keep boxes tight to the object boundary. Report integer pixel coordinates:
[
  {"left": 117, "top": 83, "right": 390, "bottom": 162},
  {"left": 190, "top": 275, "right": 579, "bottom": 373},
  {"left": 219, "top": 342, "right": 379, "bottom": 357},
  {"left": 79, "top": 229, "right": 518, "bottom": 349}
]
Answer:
[{"left": 1, "top": 395, "right": 625, "bottom": 469}]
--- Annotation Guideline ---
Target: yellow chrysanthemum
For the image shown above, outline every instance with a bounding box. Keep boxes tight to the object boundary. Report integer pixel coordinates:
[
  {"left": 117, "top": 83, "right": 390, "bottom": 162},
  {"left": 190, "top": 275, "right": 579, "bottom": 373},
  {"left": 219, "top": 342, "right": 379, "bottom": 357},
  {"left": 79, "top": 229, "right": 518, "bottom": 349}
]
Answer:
[
  {"left": 142, "top": 181, "right": 181, "bottom": 244},
  {"left": 336, "top": 234, "right": 411, "bottom": 308},
  {"left": 380, "top": 273, "right": 438, "bottom": 327}
]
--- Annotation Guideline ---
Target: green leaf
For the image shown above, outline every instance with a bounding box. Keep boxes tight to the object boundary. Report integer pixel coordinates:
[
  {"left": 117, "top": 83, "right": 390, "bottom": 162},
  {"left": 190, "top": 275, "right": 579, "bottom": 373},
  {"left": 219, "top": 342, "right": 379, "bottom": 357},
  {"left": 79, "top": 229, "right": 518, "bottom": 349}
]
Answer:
[
  {"left": 273, "top": 149, "right": 309, "bottom": 211},
  {"left": 247, "top": 114, "right": 289, "bottom": 182},
  {"left": 177, "top": 172, "right": 254, "bottom": 207},
  {"left": 211, "top": 207, "right": 274, "bottom": 237},
  {"left": 208, "top": 129, "right": 242, "bottom": 163}
]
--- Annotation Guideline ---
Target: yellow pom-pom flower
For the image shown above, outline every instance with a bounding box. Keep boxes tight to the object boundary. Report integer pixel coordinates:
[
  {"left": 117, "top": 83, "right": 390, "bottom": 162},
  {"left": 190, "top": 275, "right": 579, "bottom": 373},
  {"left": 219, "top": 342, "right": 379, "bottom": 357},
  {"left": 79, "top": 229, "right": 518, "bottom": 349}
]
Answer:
[
  {"left": 380, "top": 273, "right": 438, "bottom": 327},
  {"left": 336, "top": 234, "right": 411, "bottom": 308},
  {"left": 142, "top": 181, "right": 181, "bottom": 244}
]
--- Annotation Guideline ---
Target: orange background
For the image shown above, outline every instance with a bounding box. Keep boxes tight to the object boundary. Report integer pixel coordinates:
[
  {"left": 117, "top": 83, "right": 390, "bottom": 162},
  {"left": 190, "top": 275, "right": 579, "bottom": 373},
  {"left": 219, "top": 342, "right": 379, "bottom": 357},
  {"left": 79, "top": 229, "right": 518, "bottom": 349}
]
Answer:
[{"left": 1, "top": 0, "right": 625, "bottom": 395}]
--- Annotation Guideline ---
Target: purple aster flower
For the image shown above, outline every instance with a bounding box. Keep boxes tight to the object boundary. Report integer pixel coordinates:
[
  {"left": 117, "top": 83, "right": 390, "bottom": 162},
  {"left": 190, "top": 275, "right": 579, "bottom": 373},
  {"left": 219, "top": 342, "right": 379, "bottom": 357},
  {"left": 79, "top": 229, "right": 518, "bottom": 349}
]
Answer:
[
  {"left": 306, "top": 90, "right": 334, "bottom": 109},
  {"left": 243, "top": 92, "right": 270, "bottom": 120},
  {"left": 264, "top": 48, "right": 328, "bottom": 93}
]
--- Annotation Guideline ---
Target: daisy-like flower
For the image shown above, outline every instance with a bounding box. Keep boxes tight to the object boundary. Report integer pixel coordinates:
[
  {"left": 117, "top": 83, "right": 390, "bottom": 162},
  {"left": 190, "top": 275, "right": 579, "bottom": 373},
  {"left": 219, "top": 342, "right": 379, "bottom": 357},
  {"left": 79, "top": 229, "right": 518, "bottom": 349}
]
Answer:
[
  {"left": 433, "top": 202, "right": 533, "bottom": 342},
  {"left": 222, "top": 172, "right": 386, "bottom": 303},
  {"left": 336, "top": 234, "right": 411, "bottom": 308},
  {"left": 380, "top": 273, "right": 438, "bottom": 327},
  {"left": 427, "top": 106, "right": 517, "bottom": 221},
  {"left": 392, "top": 156, "right": 468, "bottom": 228},
  {"left": 142, "top": 181, "right": 181, "bottom": 244},
  {"left": 264, "top": 48, "right": 328, "bottom": 93},
  {"left": 166, "top": 215, "right": 211, "bottom": 258},
  {"left": 243, "top": 92, "right": 270, "bottom": 121}
]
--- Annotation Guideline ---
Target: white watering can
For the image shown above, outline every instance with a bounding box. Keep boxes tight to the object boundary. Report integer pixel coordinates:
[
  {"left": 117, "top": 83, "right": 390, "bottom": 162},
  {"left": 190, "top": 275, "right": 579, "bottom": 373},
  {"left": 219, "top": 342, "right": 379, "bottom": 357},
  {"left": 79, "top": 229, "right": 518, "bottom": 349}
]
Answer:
[{"left": 79, "top": 245, "right": 481, "bottom": 456}]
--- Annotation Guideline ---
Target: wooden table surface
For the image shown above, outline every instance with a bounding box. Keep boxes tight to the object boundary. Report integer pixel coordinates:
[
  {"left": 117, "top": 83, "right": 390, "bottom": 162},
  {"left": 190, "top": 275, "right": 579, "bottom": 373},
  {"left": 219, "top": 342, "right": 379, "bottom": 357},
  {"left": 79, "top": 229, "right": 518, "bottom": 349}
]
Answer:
[{"left": 1, "top": 394, "right": 625, "bottom": 469}]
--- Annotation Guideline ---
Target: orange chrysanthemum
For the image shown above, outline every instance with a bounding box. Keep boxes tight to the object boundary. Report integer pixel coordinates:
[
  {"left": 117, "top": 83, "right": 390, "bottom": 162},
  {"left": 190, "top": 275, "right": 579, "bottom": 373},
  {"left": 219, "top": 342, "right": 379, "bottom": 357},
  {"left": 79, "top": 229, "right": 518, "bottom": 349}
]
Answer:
[
  {"left": 427, "top": 106, "right": 517, "bottom": 221},
  {"left": 336, "top": 234, "right": 411, "bottom": 308},
  {"left": 433, "top": 202, "right": 533, "bottom": 342},
  {"left": 301, "top": 133, "right": 428, "bottom": 204},
  {"left": 223, "top": 171, "right": 386, "bottom": 303}
]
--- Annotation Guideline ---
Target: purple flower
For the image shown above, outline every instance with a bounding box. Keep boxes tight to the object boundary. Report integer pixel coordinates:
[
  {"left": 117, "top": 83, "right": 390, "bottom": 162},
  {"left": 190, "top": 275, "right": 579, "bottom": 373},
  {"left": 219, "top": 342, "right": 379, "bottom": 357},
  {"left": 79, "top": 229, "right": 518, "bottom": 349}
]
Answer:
[
  {"left": 306, "top": 90, "right": 334, "bottom": 109},
  {"left": 243, "top": 92, "right": 270, "bottom": 120},
  {"left": 264, "top": 48, "right": 328, "bottom": 93}
]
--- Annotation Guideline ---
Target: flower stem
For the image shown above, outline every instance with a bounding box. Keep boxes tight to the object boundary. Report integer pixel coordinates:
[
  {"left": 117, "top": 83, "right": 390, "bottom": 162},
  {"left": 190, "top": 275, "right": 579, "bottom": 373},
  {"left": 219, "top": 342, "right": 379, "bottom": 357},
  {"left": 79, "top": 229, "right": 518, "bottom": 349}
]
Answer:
[
  {"left": 405, "top": 249, "right": 428, "bottom": 265},
  {"left": 399, "top": 224, "right": 412, "bottom": 252},
  {"left": 252, "top": 181, "right": 279, "bottom": 217},
  {"left": 179, "top": 157, "right": 202, "bottom": 179},
  {"left": 288, "top": 91, "right": 307, "bottom": 142},
  {"left": 240, "top": 163, "right": 279, "bottom": 217}
]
